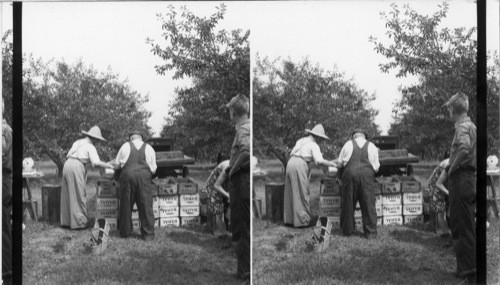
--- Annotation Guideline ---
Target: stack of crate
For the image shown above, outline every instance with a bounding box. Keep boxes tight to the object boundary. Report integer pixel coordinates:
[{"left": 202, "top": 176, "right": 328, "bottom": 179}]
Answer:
[
  {"left": 400, "top": 177, "right": 424, "bottom": 225},
  {"left": 316, "top": 178, "right": 342, "bottom": 230},
  {"left": 380, "top": 177, "right": 404, "bottom": 225},
  {"left": 95, "top": 179, "right": 119, "bottom": 231},
  {"left": 153, "top": 177, "right": 200, "bottom": 228}
]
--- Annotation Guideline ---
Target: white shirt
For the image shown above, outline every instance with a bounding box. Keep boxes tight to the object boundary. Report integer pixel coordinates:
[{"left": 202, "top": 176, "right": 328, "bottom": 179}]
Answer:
[
  {"left": 115, "top": 138, "right": 157, "bottom": 173},
  {"left": 290, "top": 136, "right": 324, "bottom": 164},
  {"left": 67, "top": 137, "right": 101, "bottom": 167},
  {"left": 338, "top": 138, "right": 380, "bottom": 172}
]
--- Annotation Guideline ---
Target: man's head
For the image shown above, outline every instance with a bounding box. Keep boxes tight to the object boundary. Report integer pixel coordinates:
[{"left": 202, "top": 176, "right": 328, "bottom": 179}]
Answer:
[
  {"left": 444, "top": 92, "right": 469, "bottom": 120},
  {"left": 226, "top": 94, "right": 249, "bottom": 123},
  {"left": 129, "top": 130, "right": 145, "bottom": 141},
  {"left": 351, "top": 129, "right": 367, "bottom": 139}
]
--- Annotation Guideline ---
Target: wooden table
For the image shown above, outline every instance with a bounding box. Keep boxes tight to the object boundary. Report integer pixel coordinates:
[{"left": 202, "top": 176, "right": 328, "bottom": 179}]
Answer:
[
  {"left": 22, "top": 171, "right": 44, "bottom": 221},
  {"left": 487, "top": 168, "right": 499, "bottom": 218}
]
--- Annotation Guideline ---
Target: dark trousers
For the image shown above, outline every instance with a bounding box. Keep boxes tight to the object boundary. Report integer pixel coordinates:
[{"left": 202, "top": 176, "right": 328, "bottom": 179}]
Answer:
[
  {"left": 449, "top": 169, "right": 476, "bottom": 274},
  {"left": 118, "top": 170, "right": 155, "bottom": 238},
  {"left": 229, "top": 170, "right": 250, "bottom": 276},
  {"left": 340, "top": 169, "right": 377, "bottom": 236},
  {"left": 2, "top": 175, "right": 12, "bottom": 276}
]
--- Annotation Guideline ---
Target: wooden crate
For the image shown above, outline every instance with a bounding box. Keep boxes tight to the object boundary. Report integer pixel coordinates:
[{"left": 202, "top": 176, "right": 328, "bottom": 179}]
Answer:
[
  {"left": 179, "top": 194, "right": 200, "bottom": 206},
  {"left": 404, "top": 215, "right": 423, "bottom": 225},
  {"left": 105, "top": 218, "right": 118, "bottom": 231},
  {"left": 181, "top": 216, "right": 201, "bottom": 227},
  {"left": 382, "top": 204, "right": 402, "bottom": 216},
  {"left": 132, "top": 210, "right": 139, "bottom": 220},
  {"left": 319, "top": 196, "right": 341, "bottom": 208},
  {"left": 320, "top": 178, "right": 341, "bottom": 196},
  {"left": 376, "top": 205, "right": 383, "bottom": 217},
  {"left": 383, "top": 215, "right": 403, "bottom": 225},
  {"left": 354, "top": 208, "right": 362, "bottom": 218},
  {"left": 153, "top": 206, "right": 160, "bottom": 219},
  {"left": 354, "top": 217, "right": 363, "bottom": 228},
  {"left": 158, "top": 196, "right": 179, "bottom": 207},
  {"left": 379, "top": 149, "right": 408, "bottom": 159},
  {"left": 379, "top": 177, "right": 401, "bottom": 194},
  {"left": 179, "top": 206, "right": 200, "bottom": 217},
  {"left": 403, "top": 192, "right": 423, "bottom": 204},
  {"left": 403, "top": 204, "right": 423, "bottom": 215},
  {"left": 159, "top": 217, "right": 180, "bottom": 227},
  {"left": 96, "top": 198, "right": 119, "bottom": 210},
  {"left": 319, "top": 206, "right": 341, "bottom": 217},
  {"left": 132, "top": 219, "right": 140, "bottom": 229},
  {"left": 95, "top": 209, "right": 119, "bottom": 219},
  {"left": 375, "top": 195, "right": 383, "bottom": 207},
  {"left": 159, "top": 206, "right": 179, "bottom": 218},
  {"left": 176, "top": 178, "right": 198, "bottom": 195},
  {"left": 155, "top": 178, "right": 178, "bottom": 196},
  {"left": 399, "top": 176, "right": 421, "bottom": 193},
  {"left": 382, "top": 193, "right": 402, "bottom": 205},
  {"left": 96, "top": 179, "right": 119, "bottom": 198}
]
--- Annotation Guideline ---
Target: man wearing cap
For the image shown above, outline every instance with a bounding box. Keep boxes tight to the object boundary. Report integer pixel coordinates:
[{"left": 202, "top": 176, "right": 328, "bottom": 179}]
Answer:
[
  {"left": 284, "top": 124, "right": 338, "bottom": 228},
  {"left": 443, "top": 92, "right": 476, "bottom": 281},
  {"left": 61, "top": 126, "right": 115, "bottom": 229},
  {"left": 115, "top": 130, "right": 157, "bottom": 240},
  {"left": 225, "top": 94, "right": 250, "bottom": 280},
  {"left": 337, "top": 128, "right": 379, "bottom": 238}
]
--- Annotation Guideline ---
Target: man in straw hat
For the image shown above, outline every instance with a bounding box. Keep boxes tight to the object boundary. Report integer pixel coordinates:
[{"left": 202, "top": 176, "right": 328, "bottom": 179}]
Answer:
[
  {"left": 443, "top": 92, "right": 476, "bottom": 281},
  {"left": 337, "top": 128, "right": 379, "bottom": 238},
  {"left": 225, "top": 94, "right": 250, "bottom": 280},
  {"left": 284, "top": 124, "right": 338, "bottom": 228},
  {"left": 114, "top": 130, "right": 157, "bottom": 241},
  {"left": 61, "top": 126, "right": 115, "bottom": 229}
]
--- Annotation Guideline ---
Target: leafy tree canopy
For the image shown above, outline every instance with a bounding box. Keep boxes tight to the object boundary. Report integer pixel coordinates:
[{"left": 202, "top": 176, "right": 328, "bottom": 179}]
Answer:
[
  {"left": 370, "top": 2, "right": 499, "bottom": 158},
  {"left": 254, "top": 55, "right": 379, "bottom": 168},
  {"left": 148, "top": 4, "right": 250, "bottom": 161}
]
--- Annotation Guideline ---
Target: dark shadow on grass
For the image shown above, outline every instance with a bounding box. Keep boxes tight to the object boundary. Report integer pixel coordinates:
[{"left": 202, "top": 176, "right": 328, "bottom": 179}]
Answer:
[{"left": 389, "top": 227, "right": 451, "bottom": 249}]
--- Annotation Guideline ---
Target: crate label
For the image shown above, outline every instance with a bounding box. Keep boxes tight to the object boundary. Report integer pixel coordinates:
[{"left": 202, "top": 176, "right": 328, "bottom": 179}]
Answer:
[
  {"left": 159, "top": 217, "right": 180, "bottom": 227},
  {"left": 181, "top": 216, "right": 201, "bottom": 227},
  {"left": 153, "top": 207, "right": 160, "bottom": 218},
  {"left": 159, "top": 206, "right": 179, "bottom": 218},
  {"left": 319, "top": 196, "right": 341, "bottom": 208},
  {"left": 179, "top": 194, "right": 200, "bottom": 206},
  {"left": 320, "top": 179, "right": 340, "bottom": 196},
  {"left": 153, "top": 197, "right": 159, "bottom": 209},
  {"left": 179, "top": 206, "right": 200, "bottom": 217},
  {"left": 158, "top": 184, "right": 177, "bottom": 196},
  {"left": 403, "top": 204, "right": 423, "bottom": 215},
  {"left": 375, "top": 195, "right": 383, "bottom": 207},
  {"left": 96, "top": 198, "right": 119, "bottom": 210},
  {"left": 376, "top": 205, "right": 383, "bottom": 217},
  {"left": 159, "top": 196, "right": 179, "bottom": 207},
  {"left": 381, "top": 181, "right": 401, "bottom": 194},
  {"left": 401, "top": 180, "right": 422, "bottom": 193},
  {"left": 382, "top": 204, "right": 402, "bottom": 216},
  {"left": 318, "top": 206, "right": 341, "bottom": 217},
  {"left": 383, "top": 215, "right": 403, "bottom": 225},
  {"left": 404, "top": 215, "right": 423, "bottom": 225},
  {"left": 382, "top": 194, "right": 402, "bottom": 206},
  {"left": 176, "top": 178, "right": 198, "bottom": 195},
  {"left": 105, "top": 218, "right": 117, "bottom": 231},
  {"left": 403, "top": 192, "right": 423, "bottom": 204},
  {"left": 97, "top": 185, "right": 118, "bottom": 198},
  {"left": 95, "top": 209, "right": 118, "bottom": 219}
]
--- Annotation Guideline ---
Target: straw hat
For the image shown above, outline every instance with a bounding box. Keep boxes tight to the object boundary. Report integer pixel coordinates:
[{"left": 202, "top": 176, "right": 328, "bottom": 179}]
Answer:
[
  {"left": 82, "top": 126, "right": 106, "bottom": 142},
  {"left": 305, "top": 124, "right": 329, "bottom": 140}
]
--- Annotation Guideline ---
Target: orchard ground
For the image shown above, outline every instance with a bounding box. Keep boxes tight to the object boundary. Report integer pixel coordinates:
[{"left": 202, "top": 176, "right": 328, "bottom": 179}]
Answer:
[
  {"left": 252, "top": 159, "right": 500, "bottom": 285},
  {"left": 22, "top": 161, "right": 241, "bottom": 285}
]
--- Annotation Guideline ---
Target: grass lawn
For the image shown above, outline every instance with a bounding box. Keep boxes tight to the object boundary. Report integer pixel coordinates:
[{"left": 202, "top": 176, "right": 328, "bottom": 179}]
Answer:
[
  {"left": 252, "top": 159, "right": 500, "bottom": 284},
  {"left": 22, "top": 161, "right": 241, "bottom": 284}
]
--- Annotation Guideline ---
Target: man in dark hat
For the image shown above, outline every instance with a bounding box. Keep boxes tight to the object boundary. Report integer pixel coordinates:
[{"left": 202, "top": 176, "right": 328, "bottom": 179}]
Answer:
[
  {"left": 337, "top": 128, "right": 380, "bottom": 238},
  {"left": 114, "top": 130, "right": 157, "bottom": 240}
]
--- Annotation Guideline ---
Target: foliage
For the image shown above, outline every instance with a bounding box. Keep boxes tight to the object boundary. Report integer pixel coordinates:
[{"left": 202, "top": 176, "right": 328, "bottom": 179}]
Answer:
[
  {"left": 253, "top": 56, "right": 379, "bottom": 168},
  {"left": 370, "top": 2, "right": 499, "bottom": 158},
  {"left": 2, "top": 32, "right": 151, "bottom": 176},
  {"left": 2, "top": 30, "right": 13, "bottom": 126},
  {"left": 148, "top": 4, "right": 250, "bottom": 161}
]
